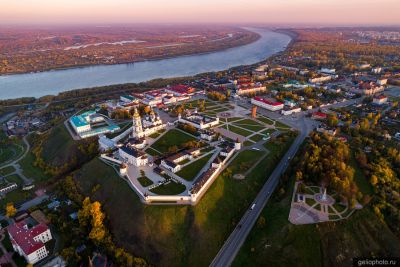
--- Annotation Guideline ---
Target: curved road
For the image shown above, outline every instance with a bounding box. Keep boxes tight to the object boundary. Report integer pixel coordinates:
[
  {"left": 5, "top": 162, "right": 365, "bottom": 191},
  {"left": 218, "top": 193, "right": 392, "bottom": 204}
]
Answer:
[{"left": 210, "top": 116, "right": 312, "bottom": 267}]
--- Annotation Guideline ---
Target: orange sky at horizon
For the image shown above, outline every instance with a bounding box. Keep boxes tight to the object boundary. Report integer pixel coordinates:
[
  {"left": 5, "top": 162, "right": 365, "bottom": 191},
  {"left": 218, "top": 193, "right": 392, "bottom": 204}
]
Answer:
[{"left": 0, "top": 0, "right": 399, "bottom": 26}]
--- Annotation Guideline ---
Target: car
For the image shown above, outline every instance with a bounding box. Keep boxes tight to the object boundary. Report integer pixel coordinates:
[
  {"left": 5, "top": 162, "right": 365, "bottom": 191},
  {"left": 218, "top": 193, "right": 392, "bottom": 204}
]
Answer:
[{"left": 250, "top": 203, "right": 256, "bottom": 210}]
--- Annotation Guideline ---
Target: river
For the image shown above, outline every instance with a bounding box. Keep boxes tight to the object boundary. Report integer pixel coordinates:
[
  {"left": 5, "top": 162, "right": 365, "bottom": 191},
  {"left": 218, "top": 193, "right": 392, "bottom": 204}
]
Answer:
[{"left": 0, "top": 28, "right": 291, "bottom": 100}]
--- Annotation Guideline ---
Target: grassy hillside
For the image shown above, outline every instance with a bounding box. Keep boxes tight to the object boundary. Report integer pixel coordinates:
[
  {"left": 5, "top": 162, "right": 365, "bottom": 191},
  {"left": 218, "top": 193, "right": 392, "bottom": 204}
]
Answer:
[
  {"left": 41, "top": 123, "right": 76, "bottom": 166},
  {"left": 74, "top": 133, "right": 296, "bottom": 266}
]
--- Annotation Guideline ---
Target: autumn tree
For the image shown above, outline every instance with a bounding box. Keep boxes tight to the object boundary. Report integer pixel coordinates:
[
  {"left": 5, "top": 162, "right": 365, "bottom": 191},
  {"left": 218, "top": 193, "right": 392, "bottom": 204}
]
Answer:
[{"left": 6, "top": 203, "right": 17, "bottom": 217}]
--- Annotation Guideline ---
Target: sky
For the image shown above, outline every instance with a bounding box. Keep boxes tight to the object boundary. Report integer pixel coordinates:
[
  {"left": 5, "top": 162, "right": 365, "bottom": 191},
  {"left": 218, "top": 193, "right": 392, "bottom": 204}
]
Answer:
[{"left": 0, "top": 0, "right": 399, "bottom": 26}]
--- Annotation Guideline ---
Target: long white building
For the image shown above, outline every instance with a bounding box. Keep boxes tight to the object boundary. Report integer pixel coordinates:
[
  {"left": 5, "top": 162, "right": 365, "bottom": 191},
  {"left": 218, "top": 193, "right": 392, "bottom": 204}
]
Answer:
[
  {"left": 178, "top": 112, "right": 219, "bottom": 129},
  {"left": 251, "top": 97, "right": 284, "bottom": 111}
]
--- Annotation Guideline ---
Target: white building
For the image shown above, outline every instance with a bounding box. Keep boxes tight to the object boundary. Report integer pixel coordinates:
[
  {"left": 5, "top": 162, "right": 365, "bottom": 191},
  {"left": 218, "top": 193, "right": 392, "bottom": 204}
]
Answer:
[
  {"left": 377, "top": 78, "right": 388, "bottom": 86},
  {"left": 309, "top": 75, "right": 332, "bottom": 84},
  {"left": 373, "top": 95, "right": 388, "bottom": 105},
  {"left": 371, "top": 67, "right": 382, "bottom": 74},
  {"left": 161, "top": 160, "right": 181, "bottom": 173},
  {"left": 281, "top": 107, "right": 302, "bottom": 116},
  {"left": 119, "top": 145, "right": 148, "bottom": 166},
  {"left": 200, "top": 130, "right": 217, "bottom": 141},
  {"left": 178, "top": 112, "right": 219, "bottom": 129},
  {"left": 251, "top": 97, "right": 284, "bottom": 111},
  {"left": 98, "top": 135, "right": 116, "bottom": 151},
  {"left": 320, "top": 68, "right": 336, "bottom": 75},
  {"left": 69, "top": 110, "right": 120, "bottom": 139},
  {"left": 132, "top": 107, "right": 166, "bottom": 138},
  {"left": 236, "top": 85, "right": 266, "bottom": 96},
  {"left": 0, "top": 182, "right": 18, "bottom": 194},
  {"left": 160, "top": 148, "right": 201, "bottom": 173},
  {"left": 7, "top": 220, "right": 52, "bottom": 264}
]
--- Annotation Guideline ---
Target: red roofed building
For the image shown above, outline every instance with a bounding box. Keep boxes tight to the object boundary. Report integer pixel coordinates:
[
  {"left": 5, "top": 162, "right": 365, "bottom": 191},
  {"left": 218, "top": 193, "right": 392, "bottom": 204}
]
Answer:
[
  {"left": 373, "top": 95, "right": 388, "bottom": 105},
  {"left": 164, "top": 85, "right": 195, "bottom": 96},
  {"left": 7, "top": 219, "right": 52, "bottom": 264},
  {"left": 251, "top": 97, "right": 284, "bottom": 111},
  {"left": 312, "top": 112, "right": 327, "bottom": 120}
]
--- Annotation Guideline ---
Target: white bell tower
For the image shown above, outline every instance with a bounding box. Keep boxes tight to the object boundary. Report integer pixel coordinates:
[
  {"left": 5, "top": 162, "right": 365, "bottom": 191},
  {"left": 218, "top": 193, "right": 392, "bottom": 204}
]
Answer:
[{"left": 132, "top": 107, "right": 143, "bottom": 138}]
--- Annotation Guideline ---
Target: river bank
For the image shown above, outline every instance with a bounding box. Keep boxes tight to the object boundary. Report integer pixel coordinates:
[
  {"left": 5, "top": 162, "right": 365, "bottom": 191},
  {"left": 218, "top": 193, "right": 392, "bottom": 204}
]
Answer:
[
  {"left": 0, "top": 28, "right": 291, "bottom": 101},
  {"left": 0, "top": 31, "right": 260, "bottom": 77}
]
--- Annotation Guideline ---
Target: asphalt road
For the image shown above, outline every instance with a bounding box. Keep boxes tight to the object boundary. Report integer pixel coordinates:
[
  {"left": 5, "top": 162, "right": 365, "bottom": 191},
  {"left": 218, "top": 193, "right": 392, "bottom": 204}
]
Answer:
[{"left": 210, "top": 116, "right": 312, "bottom": 267}]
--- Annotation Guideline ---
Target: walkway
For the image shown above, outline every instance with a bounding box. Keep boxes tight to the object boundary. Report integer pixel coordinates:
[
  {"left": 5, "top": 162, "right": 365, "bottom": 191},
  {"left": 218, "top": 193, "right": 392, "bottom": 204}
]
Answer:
[{"left": 0, "top": 135, "right": 33, "bottom": 184}]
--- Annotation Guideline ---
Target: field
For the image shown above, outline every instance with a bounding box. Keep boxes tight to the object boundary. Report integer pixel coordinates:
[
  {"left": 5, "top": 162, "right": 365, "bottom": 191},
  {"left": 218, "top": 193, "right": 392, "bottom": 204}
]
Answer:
[
  {"left": 176, "top": 154, "right": 213, "bottom": 181},
  {"left": 0, "top": 166, "right": 16, "bottom": 176},
  {"left": 228, "top": 150, "right": 265, "bottom": 174},
  {"left": 18, "top": 134, "right": 51, "bottom": 182},
  {"left": 224, "top": 125, "right": 253, "bottom": 137},
  {"left": 150, "top": 181, "right": 186, "bottom": 195},
  {"left": 138, "top": 176, "right": 154, "bottom": 187},
  {"left": 18, "top": 148, "right": 51, "bottom": 182},
  {"left": 74, "top": 133, "right": 295, "bottom": 267},
  {"left": 150, "top": 129, "right": 196, "bottom": 154},
  {"left": 0, "top": 143, "right": 24, "bottom": 166}
]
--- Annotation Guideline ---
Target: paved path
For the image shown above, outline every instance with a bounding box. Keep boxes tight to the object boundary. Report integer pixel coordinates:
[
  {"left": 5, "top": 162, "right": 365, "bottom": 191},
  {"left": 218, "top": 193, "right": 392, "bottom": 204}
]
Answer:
[
  {"left": 210, "top": 116, "right": 312, "bottom": 267},
  {"left": 0, "top": 135, "right": 33, "bottom": 184}
]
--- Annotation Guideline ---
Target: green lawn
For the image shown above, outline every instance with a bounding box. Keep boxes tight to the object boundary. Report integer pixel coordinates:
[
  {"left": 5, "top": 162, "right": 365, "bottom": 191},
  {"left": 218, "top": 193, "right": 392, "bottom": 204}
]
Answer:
[
  {"left": 74, "top": 133, "right": 297, "bottom": 267},
  {"left": 0, "top": 146, "right": 15, "bottom": 164},
  {"left": 176, "top": 154, "right": 213, "bottom": 181},
  {"left": 275, "top": 121, "right": 291, "bottom": 129},
  {"left": 150, "top": 129, "right": 196, "bottom": 154},
  {"left": 145, "top": 147, "right": 161, "bottom": 156},
  {"left": 260, "top": 128, "right": 276, "bottom": 135},
  {"left": 243, "top": 140, "right": 254, "bottom": 147},
  {"left": 232, "top": 119, "right": 265, "bottom": 132},
  {"left": 226, "top": 117, "right": 242, "bottom": 122},
  {"left": 226, "top": 125, "right": 253, "bottom": 137},
  {"left": 305, "top": 197, "right": 316, "bottom": 207},
  {"left": 231, "top": 123, "right": 264, "bottom": 132},
  {"left": 138, "top": 176, "right": 154, "bottom": 187},
  {"left": 249, "top": 134, "right": 264, "bottom": 143},
  {"left": 148, "top": 132, "right": 161, "bottom": 139},
  {"left": 256, "top": 116, "right": 274, "bottom": 125},
  {"left": 19, "top": 150, "right": 51, "bottom": 182},
  {"left": 5, "top": 174, "right": 23, "bottom": 186},
  {"left": 0, "top": 143, "right": 24, "bottom": 166},
  {"left": 150, "top": 181, "right": 186, "bottom": 195},
  {"left": 0, "top": 166, "right": 16, "bottom": 176},
  {"left": 227, "top": 150, "right": 265, "bottom": 174},
  {"left": 333, "top": 203, "right": 346, "bottom": 213},
  {"left": 0, "top": 189, "right": 34, "bottom": 208},
  {"left": 234, "top": 119, "right": 263, "bottom": 126}
]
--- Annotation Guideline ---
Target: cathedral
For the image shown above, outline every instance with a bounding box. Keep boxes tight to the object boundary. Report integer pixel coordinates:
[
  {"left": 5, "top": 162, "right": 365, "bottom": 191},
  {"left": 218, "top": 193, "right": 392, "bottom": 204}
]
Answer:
[{"left": 132, "top": 107, "right": 166, "bottom": 138}]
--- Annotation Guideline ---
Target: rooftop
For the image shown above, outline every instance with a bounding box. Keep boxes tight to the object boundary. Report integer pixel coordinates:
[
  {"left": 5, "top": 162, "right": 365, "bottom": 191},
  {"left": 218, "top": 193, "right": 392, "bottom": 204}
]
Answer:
[
  {"left": 70, "top": 115, "right": 89, "bottom": 127},
  {"left": 7, "top": 219, "right": 49, "bottom": 255},
  {"left": 253, "top": 97, "right": 283, "bottom": 106}
]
